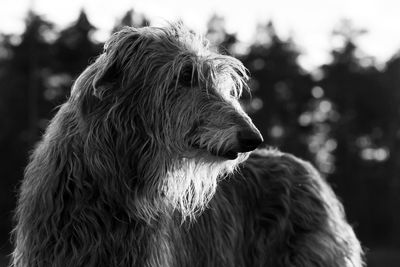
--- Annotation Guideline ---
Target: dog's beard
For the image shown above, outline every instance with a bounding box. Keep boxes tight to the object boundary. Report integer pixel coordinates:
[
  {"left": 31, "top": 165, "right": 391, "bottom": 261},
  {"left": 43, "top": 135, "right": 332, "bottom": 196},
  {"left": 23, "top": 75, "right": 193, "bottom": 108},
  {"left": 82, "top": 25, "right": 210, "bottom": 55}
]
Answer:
[{"left": 162, "top": 152, "right": 249, "bottom": 220}]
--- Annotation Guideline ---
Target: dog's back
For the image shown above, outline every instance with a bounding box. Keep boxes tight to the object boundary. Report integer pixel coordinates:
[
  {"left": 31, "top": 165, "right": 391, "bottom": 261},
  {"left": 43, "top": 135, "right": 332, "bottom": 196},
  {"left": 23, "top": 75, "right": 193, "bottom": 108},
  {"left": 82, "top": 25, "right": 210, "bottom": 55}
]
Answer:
[{"left": 178, "top": 149, "right": 363, "bottom": 267}]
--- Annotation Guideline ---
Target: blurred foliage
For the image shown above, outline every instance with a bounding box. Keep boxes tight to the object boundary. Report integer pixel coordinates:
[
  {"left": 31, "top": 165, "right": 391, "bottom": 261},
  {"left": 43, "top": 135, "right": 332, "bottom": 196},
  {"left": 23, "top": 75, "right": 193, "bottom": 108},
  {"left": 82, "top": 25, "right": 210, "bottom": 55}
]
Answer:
[{"left": 1, "top": 9, "right": 399, "bottom": 265}]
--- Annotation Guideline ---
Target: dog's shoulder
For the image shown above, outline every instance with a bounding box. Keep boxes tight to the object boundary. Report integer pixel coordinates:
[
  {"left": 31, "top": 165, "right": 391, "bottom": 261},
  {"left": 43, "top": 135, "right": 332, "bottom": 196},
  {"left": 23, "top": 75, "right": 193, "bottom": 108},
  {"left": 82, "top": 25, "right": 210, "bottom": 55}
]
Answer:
[
  {"left": 226, "top": 151, "right": 362, "bottom": 267},
  {"left": 234, "top": 147, "right": 338, "bottom": 227}
]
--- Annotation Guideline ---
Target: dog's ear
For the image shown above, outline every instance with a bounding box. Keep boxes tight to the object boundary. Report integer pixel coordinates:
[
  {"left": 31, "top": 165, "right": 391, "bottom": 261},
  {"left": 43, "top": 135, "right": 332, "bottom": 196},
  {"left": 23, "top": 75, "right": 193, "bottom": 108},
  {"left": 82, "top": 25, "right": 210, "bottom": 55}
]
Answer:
[
  {"left": 92, "top": 28, "right": 140, "bottom": 98},
  {"left": 92, "top": 54, "right": 118, "bottom": 98}
]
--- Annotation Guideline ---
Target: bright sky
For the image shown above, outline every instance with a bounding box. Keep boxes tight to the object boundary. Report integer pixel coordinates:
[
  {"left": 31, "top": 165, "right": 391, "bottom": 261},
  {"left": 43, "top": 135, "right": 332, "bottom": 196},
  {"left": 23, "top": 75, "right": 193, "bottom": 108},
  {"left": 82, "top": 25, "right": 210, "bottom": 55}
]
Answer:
[{"left": 1, "top": 0, "right": 400, "bottom": 70}]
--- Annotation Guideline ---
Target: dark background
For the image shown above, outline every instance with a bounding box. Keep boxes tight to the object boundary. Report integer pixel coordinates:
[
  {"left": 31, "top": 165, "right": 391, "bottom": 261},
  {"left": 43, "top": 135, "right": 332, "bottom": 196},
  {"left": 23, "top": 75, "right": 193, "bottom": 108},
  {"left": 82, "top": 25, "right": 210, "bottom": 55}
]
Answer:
[{"left": 1, "top": 9, "right": 399, "bottom": 266}]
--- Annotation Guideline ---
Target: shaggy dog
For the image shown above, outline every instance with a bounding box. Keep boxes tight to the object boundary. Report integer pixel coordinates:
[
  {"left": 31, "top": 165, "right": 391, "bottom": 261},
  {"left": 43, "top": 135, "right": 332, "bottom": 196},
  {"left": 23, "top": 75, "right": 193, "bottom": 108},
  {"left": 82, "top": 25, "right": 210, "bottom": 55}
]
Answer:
[{"left": 12, "top": 24, "right": 363, "bottom": 266}]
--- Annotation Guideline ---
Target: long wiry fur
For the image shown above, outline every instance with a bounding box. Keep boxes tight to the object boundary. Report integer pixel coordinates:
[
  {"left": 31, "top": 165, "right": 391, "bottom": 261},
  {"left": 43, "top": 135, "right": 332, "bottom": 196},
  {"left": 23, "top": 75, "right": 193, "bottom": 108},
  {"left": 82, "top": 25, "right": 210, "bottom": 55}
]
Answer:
[
  {"left": 12, "top": 24, "right": 363, "bottom": 266},
  {"left": 173, "top": 149, "right": 364, "bottom": 267}
]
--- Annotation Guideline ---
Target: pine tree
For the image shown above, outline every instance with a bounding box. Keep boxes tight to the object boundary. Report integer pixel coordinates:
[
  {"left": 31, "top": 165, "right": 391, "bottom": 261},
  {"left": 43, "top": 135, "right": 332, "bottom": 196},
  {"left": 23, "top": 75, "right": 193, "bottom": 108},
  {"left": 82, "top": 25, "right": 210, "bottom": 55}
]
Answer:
[
  {"left": 241, "top": 21, "right": 314, "bottom": 159},
  {"left": 320, "top": 19, "right": 395, "bottom": 247},
  {"left": 0, "top": 10, "right": 55, "bottom": 256},
  {"left": 54, "top": 10, "right": 102, "bottom": 75},
  {"left": 112, "top": 9, "right": 150, "bottom": 33}
]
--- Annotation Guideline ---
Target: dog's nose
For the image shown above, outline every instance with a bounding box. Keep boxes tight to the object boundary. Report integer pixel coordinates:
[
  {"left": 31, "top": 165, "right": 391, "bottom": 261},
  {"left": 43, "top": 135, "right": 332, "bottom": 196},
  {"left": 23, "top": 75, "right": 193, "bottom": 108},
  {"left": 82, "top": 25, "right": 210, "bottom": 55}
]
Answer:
[{"left": 237, "top": 128, "right": 264, "bottom": 152}]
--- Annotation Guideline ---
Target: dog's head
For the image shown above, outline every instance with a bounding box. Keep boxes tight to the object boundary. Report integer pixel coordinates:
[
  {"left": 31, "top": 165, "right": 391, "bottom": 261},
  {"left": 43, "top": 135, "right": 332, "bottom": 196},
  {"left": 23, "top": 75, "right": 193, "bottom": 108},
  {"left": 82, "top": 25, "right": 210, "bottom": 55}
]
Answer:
[{"left": 72, "top": 24, "right": 263, "bottom": 219}]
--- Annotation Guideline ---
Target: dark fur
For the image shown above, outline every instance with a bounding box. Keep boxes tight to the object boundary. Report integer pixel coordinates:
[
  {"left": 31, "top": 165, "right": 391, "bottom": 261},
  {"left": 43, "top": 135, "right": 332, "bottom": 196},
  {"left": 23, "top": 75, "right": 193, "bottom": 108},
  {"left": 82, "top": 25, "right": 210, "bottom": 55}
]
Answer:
[
  {"left": 12, "top": 24, "right": 363, "bottom": 266},
  {"left": 180, "top": 149, "right": 363, "bottom": 266}
]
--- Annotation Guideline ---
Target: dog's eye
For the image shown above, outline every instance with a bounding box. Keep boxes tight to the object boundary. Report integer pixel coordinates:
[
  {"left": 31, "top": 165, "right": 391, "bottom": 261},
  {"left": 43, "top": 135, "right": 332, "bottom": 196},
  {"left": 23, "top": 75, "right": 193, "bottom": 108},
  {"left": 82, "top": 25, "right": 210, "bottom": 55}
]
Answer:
[
  {"left": 178, "top": 66, "right": 198, "bottom": 87},
  {"left": 179, "top": 71, "right": 193, "bottom": 87}
]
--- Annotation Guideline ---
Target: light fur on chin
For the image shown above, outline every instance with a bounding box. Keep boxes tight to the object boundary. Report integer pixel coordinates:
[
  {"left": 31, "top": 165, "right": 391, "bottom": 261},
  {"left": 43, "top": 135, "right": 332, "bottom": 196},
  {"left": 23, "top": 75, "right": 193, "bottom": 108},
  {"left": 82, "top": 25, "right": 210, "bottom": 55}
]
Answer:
[{"left": 162, "top": 152, "right": 249, "bottom": 221}]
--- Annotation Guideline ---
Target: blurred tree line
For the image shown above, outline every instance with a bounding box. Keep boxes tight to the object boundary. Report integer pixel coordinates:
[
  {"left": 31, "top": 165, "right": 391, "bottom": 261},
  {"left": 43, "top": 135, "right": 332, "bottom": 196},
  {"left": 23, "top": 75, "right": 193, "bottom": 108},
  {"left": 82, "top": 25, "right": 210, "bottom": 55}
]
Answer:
[{"left": 0, "top": 9, "right": 399, "bottom": 265}]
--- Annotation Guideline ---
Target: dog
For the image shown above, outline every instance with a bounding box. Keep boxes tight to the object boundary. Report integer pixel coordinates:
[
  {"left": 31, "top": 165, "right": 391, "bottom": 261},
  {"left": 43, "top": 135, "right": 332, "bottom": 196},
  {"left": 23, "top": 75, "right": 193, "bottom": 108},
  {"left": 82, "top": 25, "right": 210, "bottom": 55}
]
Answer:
[{"left": 12, "top": 24, "right": 363, "bottom": 266}]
